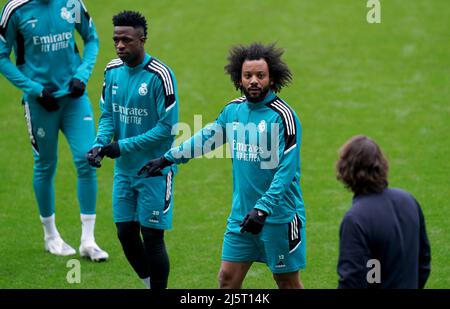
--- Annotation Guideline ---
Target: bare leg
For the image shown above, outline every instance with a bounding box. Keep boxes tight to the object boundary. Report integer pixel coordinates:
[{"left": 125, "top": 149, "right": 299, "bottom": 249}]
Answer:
[
  {"left": 273, "top": 271, "right": 304, "bottom": 289},
  {"left": 218, "top": 261, "right": 252, "bottom": 289}
]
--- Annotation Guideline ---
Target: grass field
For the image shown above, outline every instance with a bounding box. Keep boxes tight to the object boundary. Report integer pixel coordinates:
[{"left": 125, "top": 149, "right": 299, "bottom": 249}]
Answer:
[{"left": 0, "top": 0, "right": 448, "bottom": 289}]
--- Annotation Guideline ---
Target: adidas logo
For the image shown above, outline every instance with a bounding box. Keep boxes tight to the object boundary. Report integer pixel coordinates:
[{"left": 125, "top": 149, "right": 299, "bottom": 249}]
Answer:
[
  {"left": 149, "top": 216, "right": 159, "bottom": 223},
  {"left": 26, "top": 17, "right": 38, "bottom": 28},
  {"left": 112, "top": 83, "right": 118, "bottom": 94},
  {"left": 275, "top": 260, "right": 285, "bottom": 268}
]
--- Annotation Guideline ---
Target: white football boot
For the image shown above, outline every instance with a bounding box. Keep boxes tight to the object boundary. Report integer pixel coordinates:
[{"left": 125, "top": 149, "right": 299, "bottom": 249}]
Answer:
[
  {"left": 79, "top": 242, "right": 109, "bottom": 262},
  {"left": 45, "top": 236, "right": 76, "bottom": 256}
]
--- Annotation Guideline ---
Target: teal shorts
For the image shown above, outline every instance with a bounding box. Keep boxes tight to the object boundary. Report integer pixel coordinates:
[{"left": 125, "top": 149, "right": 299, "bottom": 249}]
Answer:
[
  {"left": 221, "top": 215, "right": 306, "bottom": 274},
  {"left": 112, "top": 170, "right": 174, "bottom": 229}
]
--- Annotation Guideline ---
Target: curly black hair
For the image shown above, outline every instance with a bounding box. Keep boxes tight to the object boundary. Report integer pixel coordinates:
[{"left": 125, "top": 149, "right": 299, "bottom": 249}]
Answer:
[
  {"left": 112, "top": 11, "right": 148, "bottom": 38},
  {"left": 336, "top": 135, "right": 389, "bottom": 196},
  {"left": 224, "top": 43, "right": 292, "bottom": 93}
]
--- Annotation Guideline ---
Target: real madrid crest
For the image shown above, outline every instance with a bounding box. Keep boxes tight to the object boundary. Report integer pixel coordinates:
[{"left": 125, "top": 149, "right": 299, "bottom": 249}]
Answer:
[
  {"left": 37, "top": 127, "right": 46, "bottom": 138},
  {"left": 60, "top": 1, "right": 81, "bottom": 24},
  {"left": 139, "top": 83, "right": 148, "bottom": 96},
  {"left": 60, "top": 7, "right": 71, "bottom": 21}
]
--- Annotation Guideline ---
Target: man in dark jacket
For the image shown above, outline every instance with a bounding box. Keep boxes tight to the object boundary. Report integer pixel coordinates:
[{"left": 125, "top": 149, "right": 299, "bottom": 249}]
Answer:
[{"left": 336, "top": 135, "right": 431, "bottom": 288}]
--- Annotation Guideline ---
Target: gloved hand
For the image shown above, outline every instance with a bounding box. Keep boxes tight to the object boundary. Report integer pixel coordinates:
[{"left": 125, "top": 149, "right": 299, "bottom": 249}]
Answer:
[
  {"left": 68, "top": 78, "right": 86, "bottom": 98},
  {"left": 138, "top": 156, "right": 173, "bottom": 177},
  {"left": 86, "top": 146, "right": 103, "bottom": 168},
  {"left": 100, "top": 142, "right": 121, "bottom": 159},
  {"left": 36, "top": 88, "right": 59, "bottom": 111},
  {"left": 240, "top": 208, "right": 268, "bottom": 235}
]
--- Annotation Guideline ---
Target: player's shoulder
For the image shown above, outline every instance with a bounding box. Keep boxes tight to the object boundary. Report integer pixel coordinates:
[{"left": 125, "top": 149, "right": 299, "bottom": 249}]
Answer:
[
  {"left": 216, "top": 96, "right": 246, "bottom": 116},
  {"left": 266, "top": 96, "right": 299, "bottom": 123},
  {"left": 266, "top": 96, "right": 294, "bottom": 113},
  {"left": 104, "top": 58, "right": 124, "bottom": 72},
  {"left": 145, "top": 56, "right": 175, "bottom": 76},
  {"left": 0, "top": 0, "right": 34, "bottom": 23},
  {"left": 226, "top": 95, "right": 246, "bottom": 107},
  {"left": 1, "top": 0, "right": 33, "bottom": 12},
  {"left": 265, "top": 96, "right": 301, "bottom": 140}
]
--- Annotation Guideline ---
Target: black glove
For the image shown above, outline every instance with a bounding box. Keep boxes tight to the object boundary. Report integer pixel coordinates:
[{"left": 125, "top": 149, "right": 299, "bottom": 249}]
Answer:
[
  {"left": 240, "top": 208, "right": 268, "bottom": 235},
  {"left": 86, "top": 146, "right": 104, "bottom": 168},
  {"left": 36, "top": 88, "right": 59, "bottom": 111},
  {"left": 100, "top": 142, "right": 121, "bottom": 159},
  {"left": 68, "top": 78, "right": 86, "bottom": 98},
  {"left": 138, "top": 156, "right": 173, "bottom": 177}
]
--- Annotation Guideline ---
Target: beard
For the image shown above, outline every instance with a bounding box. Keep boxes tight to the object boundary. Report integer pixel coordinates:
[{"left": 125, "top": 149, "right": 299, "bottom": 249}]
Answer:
[{"left": 242, "top": 85, "right": 270, "bottom": 103}]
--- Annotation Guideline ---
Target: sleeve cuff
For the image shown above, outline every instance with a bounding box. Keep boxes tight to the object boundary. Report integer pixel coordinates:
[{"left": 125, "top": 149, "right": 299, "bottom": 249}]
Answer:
[
  {"left": 117, "top": 140, "right": 126, "bottom": 155},
  {"left": 73, "top": 74, "right": 88, "bottom": 85},
  {"left": 164, "top": 151, "right": 174, "bottom": 163},
  {"left": 28, "top": 83, "right": 44, "bottom": 98},
  {"left": 254, "top": 203, "right": 272, "bottom": 216}
]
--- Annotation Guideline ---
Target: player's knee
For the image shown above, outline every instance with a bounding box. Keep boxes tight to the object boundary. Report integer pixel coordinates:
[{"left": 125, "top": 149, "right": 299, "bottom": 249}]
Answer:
[
  {"left": 74, "top": 158, "right": 96, "bottom": 177},
  {"left": 218, "top": 268, "right": 235, "bottom": 288},
  {"left": 273, "top": 273, "right": 302, "bottom": 289},
  {"left": 141, "top": 226, "right": 164, "bottom": 242},
  {"left": 275, "top": 279, "right": 292, "bottom": 289},
  {"left": 34, "top": 159, "right": 57, "bottom": 177},
  {"left": 141, "top": 226, "right": 165, "bottom": 248},
  {"left": 116, "top": 221, "right": 140, "bottom": 243}
]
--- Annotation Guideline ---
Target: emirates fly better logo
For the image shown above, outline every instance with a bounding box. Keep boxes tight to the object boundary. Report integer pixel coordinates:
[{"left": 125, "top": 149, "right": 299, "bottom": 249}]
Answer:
[{"left": 171, "top": 115, "right": 282, "bottom": 169}]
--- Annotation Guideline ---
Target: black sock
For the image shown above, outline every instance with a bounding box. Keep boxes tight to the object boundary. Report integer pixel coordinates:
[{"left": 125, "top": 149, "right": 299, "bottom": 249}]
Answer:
[
  {"left": 141, "top": 226, "right": 170, "bottom": 289},
  {"left": 116, "top": 222, "right": 150, "bottom": 279}
]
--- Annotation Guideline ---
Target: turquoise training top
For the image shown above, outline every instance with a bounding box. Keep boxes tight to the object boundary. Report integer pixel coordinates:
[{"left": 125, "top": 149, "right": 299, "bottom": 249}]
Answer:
[
  {"left": 95, "top": 53, "right": 179, "bottom": 175},
  {"left": 0, "top": 0, "right": 99, "bottom": 99},
  {"left": 166, "top": 91, "right": 305, "bottom": 225}
]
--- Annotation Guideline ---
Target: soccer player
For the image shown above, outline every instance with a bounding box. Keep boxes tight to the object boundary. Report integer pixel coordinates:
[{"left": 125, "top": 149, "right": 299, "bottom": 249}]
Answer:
[
  {"left": 0, "top": 0, "right": 108, "bottom": 260},
  {"left": 86, "top": 11, "right": 178, "bottom": 289},
  {"left": 336, "top": 135, "right": 431, "bottom": 288},
  {"left": 139, "top": 43, "right": 306, "bottom": 289}
]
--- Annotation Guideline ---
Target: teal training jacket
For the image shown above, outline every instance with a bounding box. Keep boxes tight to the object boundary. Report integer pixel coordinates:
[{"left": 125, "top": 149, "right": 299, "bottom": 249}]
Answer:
[
  {"left": 0, "top": 0, "right": 98, "bottom": 99},
  {"left": 95, "top": 53, "right": 179, "bottom": 175},
  {"left": 166, "top": 91, "right": 305, "bottom": 225}
]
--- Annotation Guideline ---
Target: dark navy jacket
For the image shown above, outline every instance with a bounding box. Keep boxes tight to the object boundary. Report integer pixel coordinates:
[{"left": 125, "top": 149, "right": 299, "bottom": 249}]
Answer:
[{"left": 338, "top": 188, "right": 431, "bottom": 288}]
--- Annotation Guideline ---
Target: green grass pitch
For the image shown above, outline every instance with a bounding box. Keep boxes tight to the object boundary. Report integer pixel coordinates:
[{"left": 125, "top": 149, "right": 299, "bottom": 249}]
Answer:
[{"left": 0, "top": 0, "right": 448, "bottom": 288}]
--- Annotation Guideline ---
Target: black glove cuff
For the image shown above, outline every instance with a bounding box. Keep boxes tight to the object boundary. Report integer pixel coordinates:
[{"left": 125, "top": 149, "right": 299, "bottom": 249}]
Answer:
[{"left": 161, "top": 156, "right": 173, "bottom": 167}]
